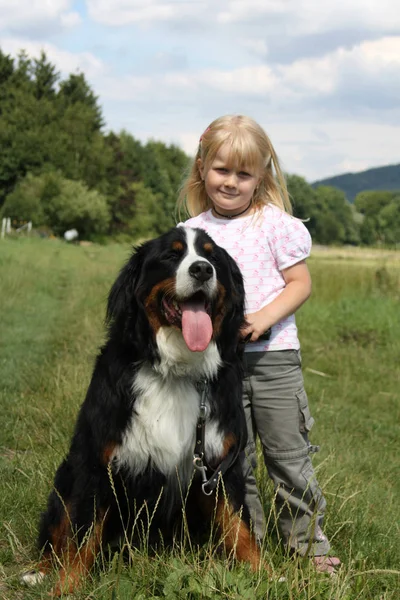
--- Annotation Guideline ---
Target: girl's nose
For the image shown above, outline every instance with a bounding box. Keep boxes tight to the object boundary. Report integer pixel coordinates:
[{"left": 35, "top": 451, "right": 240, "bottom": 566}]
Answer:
[{"left": 225, "top": 172, "right": 238, "bottom": 187}]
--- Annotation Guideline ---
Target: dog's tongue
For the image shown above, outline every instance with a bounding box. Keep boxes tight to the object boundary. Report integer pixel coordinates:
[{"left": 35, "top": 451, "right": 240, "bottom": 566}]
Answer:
[{"left": 181, "top": 300, "right": 212, "bottom": 352}]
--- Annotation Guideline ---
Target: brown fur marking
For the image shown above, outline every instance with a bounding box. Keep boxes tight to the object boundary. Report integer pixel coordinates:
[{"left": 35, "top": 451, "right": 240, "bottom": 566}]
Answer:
[
  {"left": 172, "top": 241, "right": 184, "bottom": 251},
  {"left": 222, "top": 433, "right": 236, "bottom": 459},
  {"left": 214, "top": 498, "right": 261, "bottom": 572},
  {"left": 51, "top": 516, "right": 104, "bottom": 597},
  {"left": 144, "top": 277, "right": 176, "bottom": 334},
  {"left": 102, "top": 442, "right": 116, "bottom": 465}
]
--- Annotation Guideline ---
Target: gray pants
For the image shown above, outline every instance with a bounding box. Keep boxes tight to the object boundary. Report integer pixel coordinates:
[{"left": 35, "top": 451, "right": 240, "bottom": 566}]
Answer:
[{"left": 242, "top": 350, "right": 330, "bottom": 556}]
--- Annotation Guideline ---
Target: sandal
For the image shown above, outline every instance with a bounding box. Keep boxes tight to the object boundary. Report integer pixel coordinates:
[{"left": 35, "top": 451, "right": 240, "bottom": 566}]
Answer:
[{"left": 312, "top": 555, "right": 341, "bottom": 575}]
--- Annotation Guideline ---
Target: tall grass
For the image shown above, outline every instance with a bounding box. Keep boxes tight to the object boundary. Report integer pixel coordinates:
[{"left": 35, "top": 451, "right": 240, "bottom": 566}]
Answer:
[{"left": 0, "top": 238, "right": 399, "bottom": 599}]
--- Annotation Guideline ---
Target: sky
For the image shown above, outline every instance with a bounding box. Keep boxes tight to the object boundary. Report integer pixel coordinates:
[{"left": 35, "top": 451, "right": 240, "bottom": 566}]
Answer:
[{"left": 1, "top": 0, "right": 400, "bottom": 182}]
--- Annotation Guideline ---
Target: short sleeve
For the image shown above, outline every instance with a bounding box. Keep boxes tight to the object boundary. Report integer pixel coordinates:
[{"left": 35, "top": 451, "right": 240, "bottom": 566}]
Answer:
[{"left": 272, "top": 215, "right": 312, "bottom": 271}]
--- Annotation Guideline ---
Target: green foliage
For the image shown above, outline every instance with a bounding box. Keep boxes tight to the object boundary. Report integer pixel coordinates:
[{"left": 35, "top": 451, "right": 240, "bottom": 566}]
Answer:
[
  {"left": 2, "top": 171, "right": 110, "bottom": 237},
  {"left": 354, "top": 191, "right": 399, "bottom": 245},
  {"left": 314, "top": 185, "right": 360, "bottom": 245},
  {"left": 105, "top": 130, "right": 189, "bottom": 238},
  {"left": 287, "top": 176, "right": 360, "bottom": 245},
  {"left": 0, "top": 45, "right": 398, "bottom": 244},
  {"left": 378, "top": 196, "right": 400, "bottom": 245},
  {"left": 43, "top": 177, "right": 111, "bottom": 237},
  {"left": 354, "top": 190, "right": 395, "bottom": 217},
  {"left": 0, "top": 47, "right": 109, "bottom": 210},
  {"left": 58, "top": 72, "right": 104, "bottom": 131},
  {"left": 33, "top": 50, "right": 59, "bottom": 100},
  {"left": 1, "top": 172, "right": 46, "bottom": 223}
]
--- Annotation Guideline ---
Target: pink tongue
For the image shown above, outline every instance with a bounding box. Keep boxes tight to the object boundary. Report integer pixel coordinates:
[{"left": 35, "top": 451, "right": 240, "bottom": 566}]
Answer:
[{"left": 181, "top": 300, "right": 213, "bottom": 352}]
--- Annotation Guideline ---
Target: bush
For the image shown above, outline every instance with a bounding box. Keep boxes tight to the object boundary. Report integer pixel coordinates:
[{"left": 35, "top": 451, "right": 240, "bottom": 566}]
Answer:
[{"left": 1, "top": 171, "right": 110, "bottom": 238}]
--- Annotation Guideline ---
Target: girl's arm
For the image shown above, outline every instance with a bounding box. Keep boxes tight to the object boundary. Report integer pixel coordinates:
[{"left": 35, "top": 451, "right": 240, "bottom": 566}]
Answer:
[{"left": 242, "top": 260, "right": 312, "bottom": 342}]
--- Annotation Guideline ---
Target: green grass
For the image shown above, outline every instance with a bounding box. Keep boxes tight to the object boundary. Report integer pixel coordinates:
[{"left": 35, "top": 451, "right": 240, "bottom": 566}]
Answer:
[{"left": 0, "top": 237, "right": 399, "bottom": 599}]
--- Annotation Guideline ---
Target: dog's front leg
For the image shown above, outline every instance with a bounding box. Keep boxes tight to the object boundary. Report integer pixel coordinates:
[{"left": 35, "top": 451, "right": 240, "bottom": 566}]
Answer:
[{"left": 50, "top": 517, "right": 103, "bottom": 597}]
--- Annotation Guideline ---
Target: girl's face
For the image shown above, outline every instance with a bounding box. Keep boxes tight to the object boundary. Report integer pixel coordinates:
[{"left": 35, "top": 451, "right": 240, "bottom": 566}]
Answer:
[{"left": 198, "top": 143, "right": 261, "bottom": 217}]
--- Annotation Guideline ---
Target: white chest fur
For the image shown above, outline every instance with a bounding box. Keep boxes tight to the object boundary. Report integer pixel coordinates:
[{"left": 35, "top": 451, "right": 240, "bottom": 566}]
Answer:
[{"left": 113, "top": 364, "right": 224, "bottom": 482}]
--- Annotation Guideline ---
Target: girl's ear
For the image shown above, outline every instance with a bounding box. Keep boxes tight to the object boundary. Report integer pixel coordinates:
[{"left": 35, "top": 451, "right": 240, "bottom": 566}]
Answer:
[{"left": 197, "top": 158, "right": 204, "bottom": 180}]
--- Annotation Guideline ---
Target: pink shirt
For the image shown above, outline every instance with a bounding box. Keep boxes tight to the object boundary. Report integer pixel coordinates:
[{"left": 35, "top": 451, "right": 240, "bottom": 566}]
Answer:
[{"left": 181, "top": 204, "right": 312, "bottom": 352}]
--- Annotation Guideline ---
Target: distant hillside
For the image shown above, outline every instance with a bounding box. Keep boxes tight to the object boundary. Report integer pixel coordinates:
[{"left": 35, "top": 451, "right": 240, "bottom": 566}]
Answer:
[{"left": 312, "top": 163, "right": 400, "bottom": 202}]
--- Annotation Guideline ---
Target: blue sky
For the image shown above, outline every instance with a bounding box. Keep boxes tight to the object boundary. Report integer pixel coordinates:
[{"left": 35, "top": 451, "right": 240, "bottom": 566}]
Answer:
[{"left": 1, "top": 0, "right": 399, "bottom": 181}]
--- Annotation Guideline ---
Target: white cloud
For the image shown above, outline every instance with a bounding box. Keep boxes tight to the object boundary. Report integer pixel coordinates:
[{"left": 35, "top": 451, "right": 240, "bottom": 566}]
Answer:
[
  {"left": 1, "top": 38, "right": 106, "bottom": 79},
  {"left": 239, "top": 38, "right": 269, "bottom": 58},
  {"left": 0, "top": 0, "right": 79, "bottom": 33},
  {"left": 60, "top": 11, "right": 82, "bottom": 29},
  {"left": 277, "top": 36, "right": 400, "bottom": 97},
  {"left": 85, "top": 0, "right": 400, "bottom": 35},
  {"left": 86, "top": 0, "right": 204, "bottom": 26},
  {"left": 93, "top": 35, "right": 400, "bottom": 109}
]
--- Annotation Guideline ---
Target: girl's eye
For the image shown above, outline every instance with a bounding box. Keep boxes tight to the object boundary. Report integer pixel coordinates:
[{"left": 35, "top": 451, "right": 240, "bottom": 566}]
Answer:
[
  {"left": 239, "top": 171, "right": 251, "bottom": 177},
  {"left": 216, "top": 167, "right": 228, "bottom": 173}
]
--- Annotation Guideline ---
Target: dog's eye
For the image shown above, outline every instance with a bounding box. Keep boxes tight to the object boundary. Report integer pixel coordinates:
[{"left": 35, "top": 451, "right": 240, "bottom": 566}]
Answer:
[{"left": 162, "top": 249, "right": 183, "bottom": 261}]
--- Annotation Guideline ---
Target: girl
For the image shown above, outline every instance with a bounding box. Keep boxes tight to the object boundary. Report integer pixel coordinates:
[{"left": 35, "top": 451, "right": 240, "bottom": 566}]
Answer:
[{"left": 177, "top": 115, "right": 340, "bottom": 573}]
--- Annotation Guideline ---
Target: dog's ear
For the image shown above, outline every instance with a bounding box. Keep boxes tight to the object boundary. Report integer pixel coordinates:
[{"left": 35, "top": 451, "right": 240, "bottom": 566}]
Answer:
[
  {"left": 106, "top": 245, "right": 145, "bottom": 327},
  {"left": 219, "top": 251, "right": 246, "bottom": 354}
]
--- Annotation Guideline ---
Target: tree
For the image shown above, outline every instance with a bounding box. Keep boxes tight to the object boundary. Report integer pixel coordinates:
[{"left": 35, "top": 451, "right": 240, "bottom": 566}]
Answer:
[
  {"left": 58, "top": 73, "right": 104, "bottom": 131},
  {"left": 354, "top": 191, "right": 394, "bottom": 218},
  {"left": 0, "top": 49, "right": 14, "bottom": 91},
  {"left": 286, "top": 175, "right": 321, "bottom": 239},
  {"left": 33, "top": 50, "right": 59, "bottom": 100},
  {"left": 377, "top": 196, "right": 400, "bottom": 245},
  {"left": 314, "top": 185, "right": 359, "bottom": 244},
  {"left": 1, "top": 172, "right": 46, "bottom": 224},
  {"left": 44, "top": 177, "right": 110, "bottom": 237},
  {"left": 354, "top": 191, "right": 398, "bottom": 245},
  {"left": 359, "top": 217, "right": 377, "bottom": 245},
  {"left": 1, "top": 171, "right": 110, "bottom": 238},
  {"left": 0, "top": 50, "right": 112, "bottom": 205}
]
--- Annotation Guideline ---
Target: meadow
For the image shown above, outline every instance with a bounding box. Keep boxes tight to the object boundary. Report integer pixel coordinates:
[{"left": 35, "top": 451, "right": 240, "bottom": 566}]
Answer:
[{"left": 0, "top": 237, "right": 399, "bottom": 599}]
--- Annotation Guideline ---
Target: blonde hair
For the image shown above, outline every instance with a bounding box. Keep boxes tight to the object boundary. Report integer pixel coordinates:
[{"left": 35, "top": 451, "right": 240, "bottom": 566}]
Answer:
[{"left": 178, "top": 114, "right": 292, "bottom": 218}]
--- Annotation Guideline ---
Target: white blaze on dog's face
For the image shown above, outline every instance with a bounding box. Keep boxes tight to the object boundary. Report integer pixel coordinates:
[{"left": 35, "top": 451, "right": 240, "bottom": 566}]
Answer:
[{"left": 174, "top": 227, "right": 217, "bottom": 352}]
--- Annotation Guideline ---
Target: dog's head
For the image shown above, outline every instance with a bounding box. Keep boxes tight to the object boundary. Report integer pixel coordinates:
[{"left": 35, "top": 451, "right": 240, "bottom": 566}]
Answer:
[{"left": 106, "top": 227, "right": 245, "bottom": 361}]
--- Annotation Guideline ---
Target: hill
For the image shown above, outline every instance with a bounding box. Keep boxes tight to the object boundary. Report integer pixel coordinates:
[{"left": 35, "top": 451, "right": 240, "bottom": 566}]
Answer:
[{"left": 312, "top": 163, "right": 400, "bottom": 202}]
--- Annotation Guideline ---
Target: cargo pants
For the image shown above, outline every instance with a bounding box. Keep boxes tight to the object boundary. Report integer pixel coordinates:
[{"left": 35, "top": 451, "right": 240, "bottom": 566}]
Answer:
[{"left": 241, "top": 349, "right": 331, "bottom": 556}]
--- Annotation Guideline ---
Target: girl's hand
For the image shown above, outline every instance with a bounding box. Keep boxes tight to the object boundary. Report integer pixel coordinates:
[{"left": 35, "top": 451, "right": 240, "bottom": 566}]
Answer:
[{"left": 242, "top": 311, "right": 272, "bottom": 343}]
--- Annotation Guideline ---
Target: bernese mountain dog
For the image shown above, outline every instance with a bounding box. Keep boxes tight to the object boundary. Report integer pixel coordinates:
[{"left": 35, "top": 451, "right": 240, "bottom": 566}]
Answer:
[{"left": 22, "top": 226, "right": 262, "bottom": 595}]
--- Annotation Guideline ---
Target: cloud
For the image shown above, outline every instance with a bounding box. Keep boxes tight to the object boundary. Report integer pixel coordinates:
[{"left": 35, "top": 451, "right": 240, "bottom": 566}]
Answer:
[
  {"left": 86, "top": 0, "right": 204, "bottom": 26},
  {"left": 0, "top": 0, "right": 81, "bottom": 36},
  {"left": 1, "top": 38, "right": 105, "bottom": 80},
  {"left": 86, "top": 0, "right": 400, "bottom": 34},
  {"left": 92, "top": 36, "right": 400, "bottom": 116}
]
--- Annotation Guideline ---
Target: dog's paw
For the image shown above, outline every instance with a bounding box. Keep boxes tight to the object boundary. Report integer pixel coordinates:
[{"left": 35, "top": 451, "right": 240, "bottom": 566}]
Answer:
[{"left": 20, "top": 569, "right": 45, "bottom": 587}]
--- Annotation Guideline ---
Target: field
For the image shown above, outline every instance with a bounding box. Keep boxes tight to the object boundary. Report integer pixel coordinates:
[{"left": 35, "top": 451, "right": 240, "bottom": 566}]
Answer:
[{"left": 0, "top": 237, "right": 399, "bottom": 599}]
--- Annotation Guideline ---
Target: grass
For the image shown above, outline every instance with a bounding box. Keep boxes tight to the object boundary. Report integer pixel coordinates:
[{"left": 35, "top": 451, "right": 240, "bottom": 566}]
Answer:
[{"left": 0, "top": 237, "right": 399, "bottom": 599}]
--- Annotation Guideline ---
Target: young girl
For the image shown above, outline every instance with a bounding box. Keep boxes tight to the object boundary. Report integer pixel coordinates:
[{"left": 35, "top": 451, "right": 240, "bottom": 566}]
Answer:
[{"left": 177, "top": 115, "right": 340, "bottom": 573}]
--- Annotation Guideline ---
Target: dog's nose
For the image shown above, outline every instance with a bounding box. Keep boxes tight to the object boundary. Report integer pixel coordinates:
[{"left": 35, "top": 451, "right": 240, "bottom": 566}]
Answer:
[{"left": 189, "top": 261, "right": 213, "bottom": 282}]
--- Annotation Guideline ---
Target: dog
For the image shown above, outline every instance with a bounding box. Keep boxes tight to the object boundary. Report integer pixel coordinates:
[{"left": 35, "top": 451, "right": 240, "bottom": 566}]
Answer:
[{"left": 22, "top": 226, "right": 262, "bottom": 595}]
